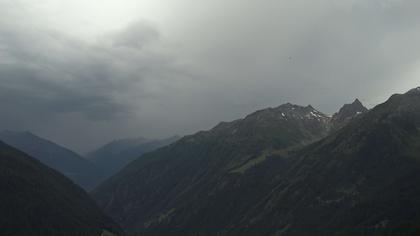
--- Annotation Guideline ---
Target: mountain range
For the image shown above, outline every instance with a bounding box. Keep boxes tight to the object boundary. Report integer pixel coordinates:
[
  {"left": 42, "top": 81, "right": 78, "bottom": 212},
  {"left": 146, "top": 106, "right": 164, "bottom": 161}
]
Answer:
[
  {"left": 0, "top": 131, "right": 179, "bottom": 190},
  {"left": 92, "top": 97, "right": 376, "bottom": 235},
  {"left": 4, "top": 87, "right": 420, "bottom": 235}
]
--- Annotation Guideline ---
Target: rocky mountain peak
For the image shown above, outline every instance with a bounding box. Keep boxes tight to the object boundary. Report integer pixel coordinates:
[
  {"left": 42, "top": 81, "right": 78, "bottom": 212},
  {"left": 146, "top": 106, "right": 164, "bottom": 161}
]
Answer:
[
  {"left": 406, "top": 86, "right": 420, "bottom": 94},
  {"left": 331, "top": 98, "right": 368, "bottom": 130}
]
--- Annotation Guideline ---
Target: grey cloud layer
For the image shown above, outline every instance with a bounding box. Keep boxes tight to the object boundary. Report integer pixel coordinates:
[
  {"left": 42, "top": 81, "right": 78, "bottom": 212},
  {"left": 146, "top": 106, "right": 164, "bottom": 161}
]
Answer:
[
  {"left": 1, "top": 0, "right": 420, "bottom": 152},
  {"left": 0, "top": 9, "right": 194, "bottom": 151},
  {"left": 0, "top": 14, "right": 193, "bottom": 121}
]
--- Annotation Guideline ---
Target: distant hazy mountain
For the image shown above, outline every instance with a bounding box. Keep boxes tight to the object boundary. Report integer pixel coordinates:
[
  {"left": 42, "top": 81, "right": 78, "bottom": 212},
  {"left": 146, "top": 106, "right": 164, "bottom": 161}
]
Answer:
[
  {"left": 0, "top": 131, "right": 102, "bottom": 190},
  {"left": 0, "top": 140, "right": 123, "bottom": 236},
  {"left": 93, "top": 90, "right": 420, "bottom": 235},
  {"left": 88, "top": 135, "right": 180, "bottom": 179}
]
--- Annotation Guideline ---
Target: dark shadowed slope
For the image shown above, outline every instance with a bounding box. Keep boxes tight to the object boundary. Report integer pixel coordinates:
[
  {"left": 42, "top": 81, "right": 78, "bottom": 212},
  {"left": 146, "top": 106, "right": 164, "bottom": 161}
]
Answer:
[
  {"left": 0, "top": 140, "right": 123, "bottom": 236},
  {"left": 92, "top": 104, "right": 332, "bottom": 235},
  {"left": 0, "top": 131, "right": 103, "bottom": 189},
  {"left": 228, "top": 87, "right": 420, "bottom": 236},
  {"left": 88, "top": 136, "right": 180, "bottom": 180}
]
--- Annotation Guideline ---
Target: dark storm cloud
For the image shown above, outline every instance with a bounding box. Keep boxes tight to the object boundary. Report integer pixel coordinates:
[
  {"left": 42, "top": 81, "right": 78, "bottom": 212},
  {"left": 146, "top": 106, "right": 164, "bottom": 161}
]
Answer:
[
  {"left": 0, "top": 9, "right": 194, "bottom": 151},
  {"left": 0, "top": 19, "right": 186, "bottom": 121},
  {"left": 1, "top": 0, "right": 420, "bottom": 152}
]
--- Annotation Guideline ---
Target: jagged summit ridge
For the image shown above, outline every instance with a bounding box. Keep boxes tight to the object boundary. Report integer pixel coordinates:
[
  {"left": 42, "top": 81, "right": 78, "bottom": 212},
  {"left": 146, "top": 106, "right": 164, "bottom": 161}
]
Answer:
[
  {"left": 211, "top": 101, "right": 362, "bottom": 140},
  {"left": 246, "top": 103, "right": 329, "bottom": 122}
]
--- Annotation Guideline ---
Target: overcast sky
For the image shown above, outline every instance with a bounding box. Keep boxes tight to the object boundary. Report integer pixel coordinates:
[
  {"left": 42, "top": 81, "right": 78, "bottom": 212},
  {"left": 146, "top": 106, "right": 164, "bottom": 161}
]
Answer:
[{"left": 1, "top": 0, "right": 420, "bottom": 153}]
